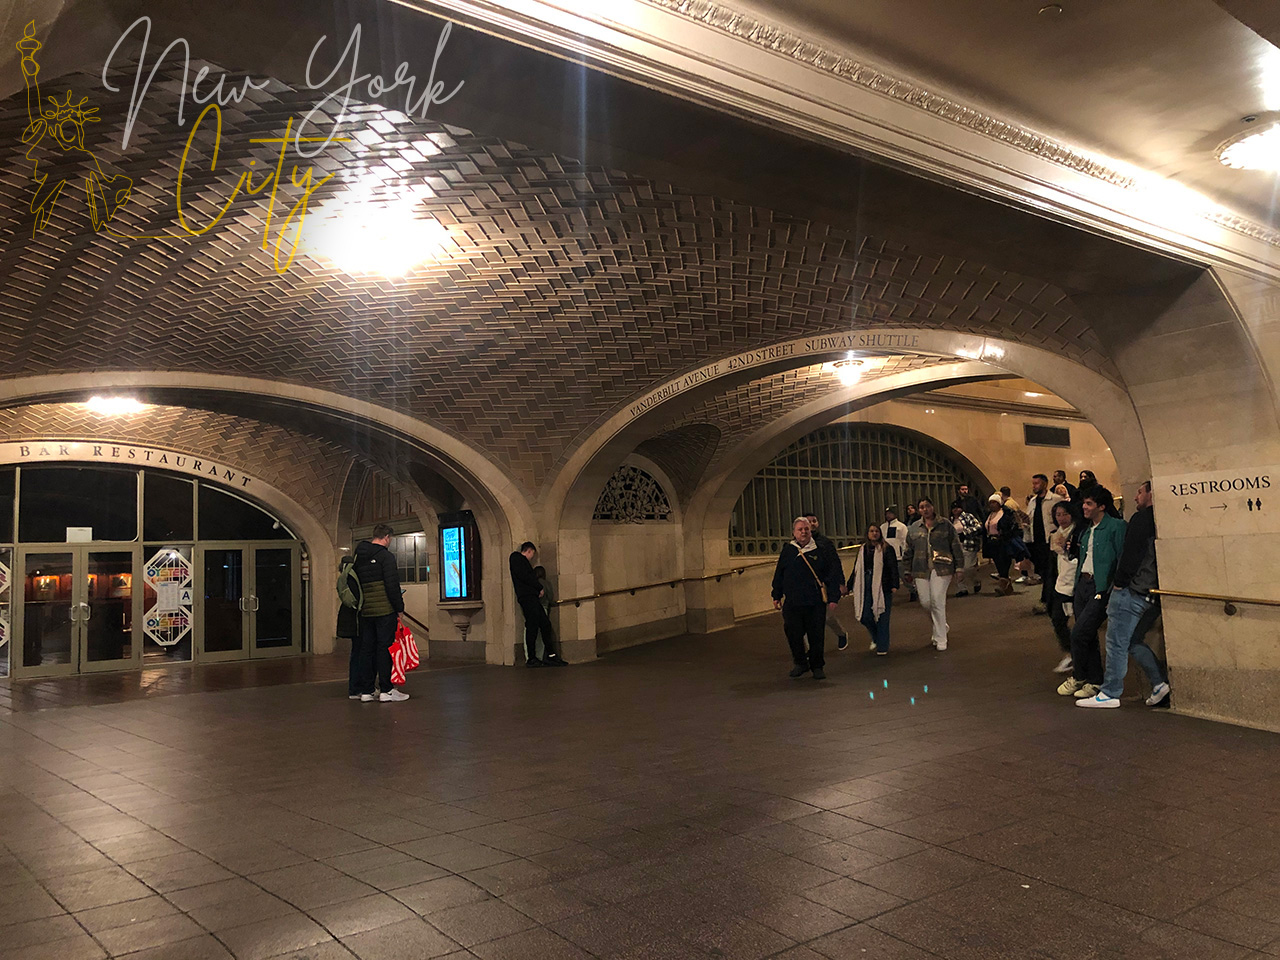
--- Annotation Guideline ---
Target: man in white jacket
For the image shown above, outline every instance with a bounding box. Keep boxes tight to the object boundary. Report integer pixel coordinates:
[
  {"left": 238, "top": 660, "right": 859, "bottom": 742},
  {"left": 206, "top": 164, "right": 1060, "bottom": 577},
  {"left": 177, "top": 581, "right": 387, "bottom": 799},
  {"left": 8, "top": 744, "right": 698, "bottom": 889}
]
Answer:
[
  {"left": 1024, "top": 474, "right": 1064, "bottom": 614},
  {"left": 883, "top": 506, "right": 912, "bottom": 601}
]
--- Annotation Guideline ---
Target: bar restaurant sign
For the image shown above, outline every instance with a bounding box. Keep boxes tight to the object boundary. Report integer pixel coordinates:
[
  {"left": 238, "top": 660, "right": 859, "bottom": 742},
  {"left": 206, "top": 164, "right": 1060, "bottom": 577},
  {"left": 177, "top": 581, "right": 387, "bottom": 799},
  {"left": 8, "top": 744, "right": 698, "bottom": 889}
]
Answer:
[{"left": 1, "top": 441, "right": 256, "bottom": 489}]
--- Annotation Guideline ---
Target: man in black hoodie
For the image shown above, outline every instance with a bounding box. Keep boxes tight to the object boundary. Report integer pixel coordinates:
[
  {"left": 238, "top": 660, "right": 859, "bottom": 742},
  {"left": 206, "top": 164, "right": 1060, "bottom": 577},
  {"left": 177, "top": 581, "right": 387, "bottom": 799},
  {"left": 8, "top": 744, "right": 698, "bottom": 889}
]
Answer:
[
  {"left": 1078, "top": 481, "right": 1170, "bottom": 709},
  {"left": 509, "top": 542, "right": 566, "bottom": 667},
  {"left": 354, "top": 524, "right": 408, "bottom": 702}
]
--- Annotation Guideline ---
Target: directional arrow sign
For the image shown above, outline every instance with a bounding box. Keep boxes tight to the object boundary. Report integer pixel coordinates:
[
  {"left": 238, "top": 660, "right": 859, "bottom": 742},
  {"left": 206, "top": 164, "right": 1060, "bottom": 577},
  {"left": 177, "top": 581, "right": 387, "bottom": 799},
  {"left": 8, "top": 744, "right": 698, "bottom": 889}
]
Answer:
[{"left": 1210, "top": 504, "right": 1228, "bottom": 510}]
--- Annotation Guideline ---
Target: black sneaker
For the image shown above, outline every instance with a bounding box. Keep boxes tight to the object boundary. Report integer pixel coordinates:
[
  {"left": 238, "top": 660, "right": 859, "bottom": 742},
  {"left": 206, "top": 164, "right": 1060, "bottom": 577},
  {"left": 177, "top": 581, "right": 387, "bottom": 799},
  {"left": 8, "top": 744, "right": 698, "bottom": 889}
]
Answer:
[
  {"left": 956, "top": 590, "right": 970, "bottom": 597},
  {"left": 546, "top": 656, "right": 568, "bottom": 667},
  {"left": 526, "top": 658, "right": 547, "bottom": 668},
  {"left": 789, "top": 664, "right": 810, "bottom": 678},
  {"left": 974, "top": 583, "right": 982, "bottom": 593},
  {"left": 812, "top": 668, "right": 826, "bottom": 680},
  {"left": 836, "top": 634, "right": 848, "bottom": 651}
]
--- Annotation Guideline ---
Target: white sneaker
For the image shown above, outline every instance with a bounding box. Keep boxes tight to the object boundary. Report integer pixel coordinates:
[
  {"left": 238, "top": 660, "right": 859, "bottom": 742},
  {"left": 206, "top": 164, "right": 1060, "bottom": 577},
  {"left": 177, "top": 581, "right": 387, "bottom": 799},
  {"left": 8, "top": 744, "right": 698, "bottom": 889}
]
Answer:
[
  {"left": 1146, "top": 682, "right": 1170, "bottom": 706},
  {"left": 1053, "top": 656, "right": 1073, "bottom": 674},
  {"left": 934, "top": 640, "right": 947, "bottom": 651},
  {"left": 380, "top": 689, "right": 410, "bottom": 702},
  {"left": 1076, "top": 692, "right": 1120, "bottom": 709},
  {"left": 359, "top": 694, "right": 376, "bottom": 702},
  {"left": 348, "top": 695, "right": 361, "bottom": 700},
  {"left": 869, "top": 642, "right": 878, "bottom": 652},
  {"left": 1014, "top": 576, "right": 1031, "bottom": 584}
]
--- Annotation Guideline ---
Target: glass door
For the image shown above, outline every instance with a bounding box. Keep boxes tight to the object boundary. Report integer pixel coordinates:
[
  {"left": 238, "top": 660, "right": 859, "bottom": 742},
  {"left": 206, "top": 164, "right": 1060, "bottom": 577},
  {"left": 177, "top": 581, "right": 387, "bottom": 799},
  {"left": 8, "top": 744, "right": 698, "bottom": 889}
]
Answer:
[
  {"left": 198, "top": 547, "right": 248, "bottom": 661},
  {"left": 251, "top": 546, "right": 300, "bottom": 658},
  {"left": 18, "top": 551, "right": 75, "bottom": 677},
  {"left": 14, "top": 547, "right": 142, "bottom": 677},
  {"left": 195, "top": 544, "right": 302, "bottom": 661},
  {"left": 80, "top": 550, "right": 141, "bottom": 673}
]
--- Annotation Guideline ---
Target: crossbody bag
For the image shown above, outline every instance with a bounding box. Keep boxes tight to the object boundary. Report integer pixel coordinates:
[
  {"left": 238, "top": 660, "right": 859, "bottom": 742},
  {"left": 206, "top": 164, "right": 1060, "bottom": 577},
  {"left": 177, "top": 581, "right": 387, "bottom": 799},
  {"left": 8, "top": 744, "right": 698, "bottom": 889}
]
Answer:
[{"left": 797, "top": 550, "right": 829, "bottom": 604}]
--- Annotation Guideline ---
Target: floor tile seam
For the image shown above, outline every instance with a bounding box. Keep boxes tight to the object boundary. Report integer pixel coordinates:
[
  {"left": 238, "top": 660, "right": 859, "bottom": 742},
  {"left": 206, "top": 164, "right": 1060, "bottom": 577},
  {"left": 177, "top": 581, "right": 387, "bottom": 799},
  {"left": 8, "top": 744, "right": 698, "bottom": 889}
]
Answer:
[
  {"left": 770, "top": 918, "right": 952, "bottom": 960},
  {"left": 1163, "top": 908, "right": 1280, "bottom": 952}
]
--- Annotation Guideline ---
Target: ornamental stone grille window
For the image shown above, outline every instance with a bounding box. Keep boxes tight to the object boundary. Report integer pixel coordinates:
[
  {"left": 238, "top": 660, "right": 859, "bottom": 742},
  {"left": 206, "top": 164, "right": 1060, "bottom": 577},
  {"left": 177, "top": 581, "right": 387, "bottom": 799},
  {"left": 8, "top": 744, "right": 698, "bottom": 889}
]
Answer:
[
  {"left": 729, "top": 424, "right": 980, "bottom": 556},
  {"left": 593, "top": 465, "right": 674, "bottom": 523}
]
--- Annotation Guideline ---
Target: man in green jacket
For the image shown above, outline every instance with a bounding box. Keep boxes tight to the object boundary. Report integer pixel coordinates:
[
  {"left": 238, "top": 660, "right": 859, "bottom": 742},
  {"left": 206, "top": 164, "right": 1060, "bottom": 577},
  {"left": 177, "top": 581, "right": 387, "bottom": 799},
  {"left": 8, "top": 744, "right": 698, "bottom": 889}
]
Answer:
[
  {"left": 354, "top": 524, "right": 408, "bottom": 702},
  {"left": 1057, "top": 486, "right": 1127, "bottom": 699}
]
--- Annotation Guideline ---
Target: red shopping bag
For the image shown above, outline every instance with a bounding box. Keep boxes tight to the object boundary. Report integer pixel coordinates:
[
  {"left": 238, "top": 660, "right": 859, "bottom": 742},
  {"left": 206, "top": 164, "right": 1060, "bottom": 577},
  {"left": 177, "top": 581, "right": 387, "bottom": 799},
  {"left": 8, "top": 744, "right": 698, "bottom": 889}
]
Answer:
[{"left": 389, "top": 617, "right": 421, "bottom": 685}]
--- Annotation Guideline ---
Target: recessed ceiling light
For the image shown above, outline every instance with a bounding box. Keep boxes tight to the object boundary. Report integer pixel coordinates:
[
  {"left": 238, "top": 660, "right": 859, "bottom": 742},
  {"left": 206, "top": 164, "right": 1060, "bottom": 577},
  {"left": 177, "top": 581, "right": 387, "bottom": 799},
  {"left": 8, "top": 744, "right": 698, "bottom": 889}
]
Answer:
[
  {"left": 1217, "top": 124, "right": 1280, "bottom": 171},
  {"left": 823, "top": 354, "right": 865, "bottom": 386},
  {"left": 83, "top": 396, "right": 148, "bottom": 415}
]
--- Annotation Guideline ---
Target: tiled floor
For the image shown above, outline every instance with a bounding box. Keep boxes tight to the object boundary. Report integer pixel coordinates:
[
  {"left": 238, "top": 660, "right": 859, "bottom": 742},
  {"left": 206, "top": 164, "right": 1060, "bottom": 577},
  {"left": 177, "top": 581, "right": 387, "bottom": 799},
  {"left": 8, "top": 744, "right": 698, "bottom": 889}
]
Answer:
[{"left": 3, "top": 594, "right": 1279, "bottom": 959}]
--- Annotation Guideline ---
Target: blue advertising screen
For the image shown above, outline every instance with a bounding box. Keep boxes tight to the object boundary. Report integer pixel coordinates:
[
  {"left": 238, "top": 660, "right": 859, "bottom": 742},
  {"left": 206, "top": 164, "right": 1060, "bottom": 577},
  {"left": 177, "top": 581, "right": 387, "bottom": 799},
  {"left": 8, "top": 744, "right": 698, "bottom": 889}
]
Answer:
[{"left": 442, "top": 525, "right": 465, "bottom": 599}]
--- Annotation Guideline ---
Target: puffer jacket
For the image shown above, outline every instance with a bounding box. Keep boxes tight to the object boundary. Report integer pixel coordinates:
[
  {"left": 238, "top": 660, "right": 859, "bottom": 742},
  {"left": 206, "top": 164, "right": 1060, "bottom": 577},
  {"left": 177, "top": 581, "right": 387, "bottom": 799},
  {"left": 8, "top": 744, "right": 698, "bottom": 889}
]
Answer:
[{"left": 354, "top": 540, "right": 404, "bottom": 617}]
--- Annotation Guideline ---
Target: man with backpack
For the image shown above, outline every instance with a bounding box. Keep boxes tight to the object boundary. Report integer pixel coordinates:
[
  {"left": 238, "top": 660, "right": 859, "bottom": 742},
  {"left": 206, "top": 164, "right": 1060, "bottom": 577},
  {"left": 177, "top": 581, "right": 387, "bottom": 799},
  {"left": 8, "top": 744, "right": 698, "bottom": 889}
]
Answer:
[
  {"left": 349, "top": 524, "right": 409, "bottom": 702},
  {"left": 337, "top": 554, "right": 363, "bottom": 699}
]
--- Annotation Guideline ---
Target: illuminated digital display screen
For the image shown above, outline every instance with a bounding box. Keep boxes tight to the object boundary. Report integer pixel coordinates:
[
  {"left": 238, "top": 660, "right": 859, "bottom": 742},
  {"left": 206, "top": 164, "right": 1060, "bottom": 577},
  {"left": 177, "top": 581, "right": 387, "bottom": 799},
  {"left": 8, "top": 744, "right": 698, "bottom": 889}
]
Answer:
[{"left": 442, "top": 525, "right": 465, "bottom": 599}]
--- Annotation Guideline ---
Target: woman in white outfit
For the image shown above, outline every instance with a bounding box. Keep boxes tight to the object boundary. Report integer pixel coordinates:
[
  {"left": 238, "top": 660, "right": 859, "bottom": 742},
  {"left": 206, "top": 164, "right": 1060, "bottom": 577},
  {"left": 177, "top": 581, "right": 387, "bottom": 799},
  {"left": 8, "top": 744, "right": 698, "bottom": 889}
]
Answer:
[{"left": 901, "top": 498, "right": 966, "bottom": 650}]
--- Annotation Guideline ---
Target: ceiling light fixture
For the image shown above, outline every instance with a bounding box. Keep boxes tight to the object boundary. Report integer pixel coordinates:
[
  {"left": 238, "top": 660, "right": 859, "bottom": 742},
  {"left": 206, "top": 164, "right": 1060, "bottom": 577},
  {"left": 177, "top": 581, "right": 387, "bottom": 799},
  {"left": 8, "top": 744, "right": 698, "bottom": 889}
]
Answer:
[
  {"left": 83, "top": 396, "right": 148, "bottom": 415},
  {"left": 304, "top": 178, "right": 453, "bottom": 277},
  {"left": 825, "top": 354, "right": 865, "bottom": 386},
  {"left": 1217, "top": 123, "right": 1280, "bottom": 171}
]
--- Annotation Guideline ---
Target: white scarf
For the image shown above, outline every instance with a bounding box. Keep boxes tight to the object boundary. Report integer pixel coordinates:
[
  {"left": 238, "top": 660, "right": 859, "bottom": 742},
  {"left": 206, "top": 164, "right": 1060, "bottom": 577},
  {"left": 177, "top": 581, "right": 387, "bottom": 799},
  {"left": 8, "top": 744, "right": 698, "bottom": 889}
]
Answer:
[{"left": 852, "top": 542, "right": 886, "bottom": 622}]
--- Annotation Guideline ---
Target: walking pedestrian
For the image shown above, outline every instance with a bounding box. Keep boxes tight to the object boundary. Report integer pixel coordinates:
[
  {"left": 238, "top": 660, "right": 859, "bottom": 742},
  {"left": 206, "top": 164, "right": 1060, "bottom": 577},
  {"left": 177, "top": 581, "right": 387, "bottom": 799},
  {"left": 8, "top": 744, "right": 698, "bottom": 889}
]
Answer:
[
  {"left": 1047, "top": 499, "right": 1080, "bottom": 674},
  {"left": 804, "top": 513, "right": 849, "bottom": 651},
  {"left": 771, "top": 517, "right": 843, "bottom": 680},
  {"left": 982, "top": 494, "right": 1020, "bottom": 595},
  {"left": 1025, "top": 474, "right": 1063, "bottom": 614},
  {"left": 850, "top": 524, "right": 899, "bottom": 655},
  {"left": 902, "top": 498, "right": 965, "bottom": 651},
  {"left": 950, "top": 503, "right": 983, "bottom": 596}
]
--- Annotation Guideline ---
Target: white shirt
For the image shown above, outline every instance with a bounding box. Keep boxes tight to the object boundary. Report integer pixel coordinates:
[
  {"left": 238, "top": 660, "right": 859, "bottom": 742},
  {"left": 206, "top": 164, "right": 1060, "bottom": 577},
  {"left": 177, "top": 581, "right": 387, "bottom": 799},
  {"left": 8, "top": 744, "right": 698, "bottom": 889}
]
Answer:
[{"left": 1081, "top": 524, "right": 1096, "bottom": 578}]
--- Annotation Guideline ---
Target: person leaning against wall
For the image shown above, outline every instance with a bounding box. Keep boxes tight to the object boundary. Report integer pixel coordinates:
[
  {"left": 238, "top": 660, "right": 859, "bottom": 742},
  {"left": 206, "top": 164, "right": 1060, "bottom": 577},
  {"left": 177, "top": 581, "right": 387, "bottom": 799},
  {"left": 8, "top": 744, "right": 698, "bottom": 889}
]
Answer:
[
  {"left": 1077, "top": 481, "right": 1171, "bottom": 709},
  {"left": 509, "top": 542, "right": 567, "bottom": 667},
  {"left": 1057, "top": 486, "right": 1126, "bottom": 701},
  {"left": 772, "top": 516, "right": 843, "bottom": 680},
  {"left": 902, "top": 498, "right": 966, "bottom": 651}
]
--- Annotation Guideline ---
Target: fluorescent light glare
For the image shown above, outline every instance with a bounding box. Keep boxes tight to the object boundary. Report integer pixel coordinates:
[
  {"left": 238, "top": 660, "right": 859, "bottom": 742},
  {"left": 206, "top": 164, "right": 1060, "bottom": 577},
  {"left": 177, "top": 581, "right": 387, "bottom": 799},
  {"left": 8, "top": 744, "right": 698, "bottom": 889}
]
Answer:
[
  {"left": 83, "top": 396, "right": 148, "bottom": 415},
  {"left": 305, "top": 179, "right": 453, "bottom": 277}
]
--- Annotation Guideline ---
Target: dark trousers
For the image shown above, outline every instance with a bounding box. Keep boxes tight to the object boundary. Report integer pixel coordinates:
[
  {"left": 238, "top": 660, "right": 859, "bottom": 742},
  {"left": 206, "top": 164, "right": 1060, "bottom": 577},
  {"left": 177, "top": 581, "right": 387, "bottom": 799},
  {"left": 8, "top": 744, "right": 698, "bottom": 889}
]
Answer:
[
  {"left": 987, "top": 538, "right": 1012, "bottom": 578},
  {"left": 356, "top": 613, "right": 397, "bottom": 695},
  {"left": 519, "top": 596, "right": 559, "bottom": 662},
  {"left": 782, "top": 603, "right": 826, "bottom": 669},
  {"left": 859, "top": 588, "right": 893, "bottom": 653},
  {"left": 1069, "top": 577, "right": 1107, "bottom": 685},
  {"left": 1031, "top": 542, "right": 1055, "bottom": 605},
  {"left": 1048, "top": 591, "right": 1072, "bottom": 653}
]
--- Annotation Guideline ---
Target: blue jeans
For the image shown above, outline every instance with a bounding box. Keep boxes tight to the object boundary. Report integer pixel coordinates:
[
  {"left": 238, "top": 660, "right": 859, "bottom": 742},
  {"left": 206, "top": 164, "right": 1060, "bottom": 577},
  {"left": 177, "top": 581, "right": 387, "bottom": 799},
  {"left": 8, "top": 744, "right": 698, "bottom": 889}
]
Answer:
[
  {"left": 860, "top": 582, "right": 893, "bottom": 653},
  {"left": 1100, "top": 586, "right": 1165, "bottom": 698}
]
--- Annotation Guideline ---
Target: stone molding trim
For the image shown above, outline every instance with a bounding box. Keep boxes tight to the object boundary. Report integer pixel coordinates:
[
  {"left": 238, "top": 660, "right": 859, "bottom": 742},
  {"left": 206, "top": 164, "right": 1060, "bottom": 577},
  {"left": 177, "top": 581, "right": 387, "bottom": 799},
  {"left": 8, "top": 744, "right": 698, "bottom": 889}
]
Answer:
[
  {"left": 642, "top": 0, "right": 1280, "bottom": 250},
  {"left": 643, "top": 0, "right": 1133, "bottom": 186}
]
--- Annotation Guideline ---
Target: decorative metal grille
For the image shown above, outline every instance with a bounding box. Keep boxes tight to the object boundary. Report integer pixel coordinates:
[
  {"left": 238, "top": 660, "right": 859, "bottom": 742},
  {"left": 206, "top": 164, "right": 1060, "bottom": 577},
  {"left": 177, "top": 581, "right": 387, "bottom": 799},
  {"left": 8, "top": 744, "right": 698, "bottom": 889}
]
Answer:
[
  {"left": 729, "top": 424, "right": 980, "bottom": 556},
  {"left": 593, "top": 465, "right": 674, "bottom": 523}
]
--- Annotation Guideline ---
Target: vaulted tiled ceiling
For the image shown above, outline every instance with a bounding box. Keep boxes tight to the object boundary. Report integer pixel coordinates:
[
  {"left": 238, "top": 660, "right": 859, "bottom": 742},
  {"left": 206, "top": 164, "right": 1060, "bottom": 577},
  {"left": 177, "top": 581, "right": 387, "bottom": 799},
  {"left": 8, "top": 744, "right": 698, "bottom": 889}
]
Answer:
[{"left": 0, "top": 59, "right": 1116, "bottom": 491}]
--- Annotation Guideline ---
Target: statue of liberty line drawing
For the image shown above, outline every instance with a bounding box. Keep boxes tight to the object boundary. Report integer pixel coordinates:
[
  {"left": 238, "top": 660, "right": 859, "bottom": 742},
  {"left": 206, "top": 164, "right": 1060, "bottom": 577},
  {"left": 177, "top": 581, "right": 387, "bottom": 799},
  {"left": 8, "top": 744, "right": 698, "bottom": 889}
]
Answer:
[{"left": 15, "top": 21, "right": 132, "bottom": 234}]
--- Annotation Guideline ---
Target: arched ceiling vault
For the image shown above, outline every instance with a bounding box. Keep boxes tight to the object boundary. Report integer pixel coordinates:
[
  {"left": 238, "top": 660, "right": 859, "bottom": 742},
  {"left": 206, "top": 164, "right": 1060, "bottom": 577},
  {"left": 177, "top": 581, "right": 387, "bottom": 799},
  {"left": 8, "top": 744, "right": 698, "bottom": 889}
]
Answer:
[{"left": 0, "top": 2, "right": 1207, "bottom": 497}]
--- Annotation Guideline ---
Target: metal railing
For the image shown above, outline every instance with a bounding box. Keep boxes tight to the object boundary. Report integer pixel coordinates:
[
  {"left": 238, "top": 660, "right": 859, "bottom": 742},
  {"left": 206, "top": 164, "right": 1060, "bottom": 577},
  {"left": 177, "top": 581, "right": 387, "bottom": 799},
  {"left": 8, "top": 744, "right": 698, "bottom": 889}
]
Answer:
[
  {"left": 1149, "top": 588, "right": 1280, "bottom": 617},
  {"left": 556, "top": 544, "right": 864, "bottom": 607}
]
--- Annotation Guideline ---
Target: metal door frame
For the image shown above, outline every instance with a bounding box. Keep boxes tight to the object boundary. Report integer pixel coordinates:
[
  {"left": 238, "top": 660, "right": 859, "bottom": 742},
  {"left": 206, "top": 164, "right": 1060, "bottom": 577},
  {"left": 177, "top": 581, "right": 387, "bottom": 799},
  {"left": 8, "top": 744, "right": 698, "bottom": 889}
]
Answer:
[
  {"left": 11, "top": 544, "right": 144, "bottom": 678},
  {"left": 195, "top": 542, "right": 302, "bottom": 662}
]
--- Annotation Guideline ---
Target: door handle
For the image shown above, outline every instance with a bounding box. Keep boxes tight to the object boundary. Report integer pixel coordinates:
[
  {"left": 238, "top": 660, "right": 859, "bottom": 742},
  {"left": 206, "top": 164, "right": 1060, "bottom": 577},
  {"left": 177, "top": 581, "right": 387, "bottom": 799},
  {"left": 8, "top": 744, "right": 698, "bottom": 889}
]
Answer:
[
  {"left": 250, "top": 596, "right": 260, "bottom": 612},
  {"left": 81, "top": 602, "right": 91, "bottom": 622},
  {"left": 238, "top": 597, "right": 246, "bottom": 612},
  {"left": 69, "top": 603, "right": 80, "bottom": 623}
]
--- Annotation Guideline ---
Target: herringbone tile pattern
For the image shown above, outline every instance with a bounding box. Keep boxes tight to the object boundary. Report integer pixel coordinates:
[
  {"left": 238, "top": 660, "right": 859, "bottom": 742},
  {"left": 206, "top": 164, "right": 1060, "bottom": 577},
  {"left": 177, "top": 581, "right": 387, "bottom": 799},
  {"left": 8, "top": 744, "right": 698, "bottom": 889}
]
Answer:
[{"left": 0, "top": 61, "right": 1113, "bottom": 490}]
